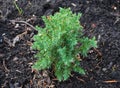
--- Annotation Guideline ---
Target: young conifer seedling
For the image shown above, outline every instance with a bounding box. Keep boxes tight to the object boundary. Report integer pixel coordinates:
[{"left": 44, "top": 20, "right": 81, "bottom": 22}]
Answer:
[{"left": 32, "top": 8, "right": 97, "bottom": 81}]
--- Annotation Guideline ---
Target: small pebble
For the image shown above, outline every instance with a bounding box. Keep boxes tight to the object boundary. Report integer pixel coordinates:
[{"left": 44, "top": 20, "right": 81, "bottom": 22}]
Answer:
[
  {"left": 13, "top": 57, "right": 19, "bottom": 61},
  {"left": 0, "top": 36, "right": 3, "bottom": 43},
  {"left": 98, "top": 35, "right": 101, "bottom": 42},
  {"left": 108, "top": 62, "right": 113, "bottom": 69},
  {"left": 102, "top": 68, "right": 107, "bottom": 72},
  {"left": 15, "top": 24, "right": 19, "bottom": 28},
  {"left": 71, "top": 3, "right": 77, "bottom": 7}
]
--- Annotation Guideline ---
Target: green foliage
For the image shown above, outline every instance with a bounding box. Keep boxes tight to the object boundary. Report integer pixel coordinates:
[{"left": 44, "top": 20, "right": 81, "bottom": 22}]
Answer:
[{"left": 32, "top": 8, "right": 97, "bottom": 81}]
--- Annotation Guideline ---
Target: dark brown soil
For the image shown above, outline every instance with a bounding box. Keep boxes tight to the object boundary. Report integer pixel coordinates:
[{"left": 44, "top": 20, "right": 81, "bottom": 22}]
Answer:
[{"left": 0, "top": 0, "right": 120, "bottom": 88}]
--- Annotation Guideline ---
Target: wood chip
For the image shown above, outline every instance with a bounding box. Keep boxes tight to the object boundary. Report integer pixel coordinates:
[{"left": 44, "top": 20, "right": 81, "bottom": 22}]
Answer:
[{"left": 103, "top": 80, "right": 120, "bottom": 83}]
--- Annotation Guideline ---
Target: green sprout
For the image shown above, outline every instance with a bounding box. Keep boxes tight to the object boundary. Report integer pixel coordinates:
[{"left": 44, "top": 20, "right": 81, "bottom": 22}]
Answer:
[
  {"left": 13, "top": 0, "right": 23, "bottom": 15},
  {"left": 32, "top": 8, "right": 97, "bottom": 81}
]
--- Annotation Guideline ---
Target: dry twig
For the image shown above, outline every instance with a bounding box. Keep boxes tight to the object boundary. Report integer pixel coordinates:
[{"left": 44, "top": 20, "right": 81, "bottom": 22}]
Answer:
[
  {"left": 10, "top": 20, "right": 37, "bottom": 30},
  {"left": 3, "top": 60, "right": 10, "bottom": 72}
]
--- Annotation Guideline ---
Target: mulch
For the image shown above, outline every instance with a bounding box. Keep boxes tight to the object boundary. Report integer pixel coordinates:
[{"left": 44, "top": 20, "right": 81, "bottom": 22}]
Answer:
[{"left": 0, "top": 0, "right": 120, "bottom": 88}]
